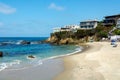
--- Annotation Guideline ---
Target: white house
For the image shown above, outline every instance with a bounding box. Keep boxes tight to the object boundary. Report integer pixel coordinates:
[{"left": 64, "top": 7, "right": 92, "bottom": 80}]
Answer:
[
  {"left": 116, "top": 18, "right": 120, "bottom": 29},
  {"left": 53, "top": 27, "right": 61, "bottom": 33},
  {"left": 64, "top": 25, "right": 80, "bottom": 32},
  {"left": 65, "top": 25, "right": 80, "bottom": 29},
  {"left": 80, "top": 20, "right": 98, "bottom": 29},
  {"left": 53, "top": 25, "right": 80, "bottom": 33}
]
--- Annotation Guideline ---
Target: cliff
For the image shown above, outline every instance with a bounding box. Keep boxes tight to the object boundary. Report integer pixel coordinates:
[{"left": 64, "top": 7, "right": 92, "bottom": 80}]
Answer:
[
  {"left": 46, "top": 30, "right": 96, "bottom": 45},
  {"left": 46, "top": 24, "right": 114, "bottom": 45}
]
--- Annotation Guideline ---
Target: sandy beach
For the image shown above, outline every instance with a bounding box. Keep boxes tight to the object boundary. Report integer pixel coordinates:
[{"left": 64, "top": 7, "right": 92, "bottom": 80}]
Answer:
[
  {"left": 0, "top": 58, "right": 64, "bottom": 80},
  {"left": 0, "top": 42, "right": 120, "bottom": 80},
  {"left": 54, "top": 42, "right": 120, "bottom": 80}
]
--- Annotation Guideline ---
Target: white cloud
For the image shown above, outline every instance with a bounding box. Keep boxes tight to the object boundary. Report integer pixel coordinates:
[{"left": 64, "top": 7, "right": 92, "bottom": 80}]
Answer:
[
  {"left": 48, "top": 3, "right": 65, "bottom": 11},
  {"left": 0, "top": 2, "right": 16, "bottom": 14}
]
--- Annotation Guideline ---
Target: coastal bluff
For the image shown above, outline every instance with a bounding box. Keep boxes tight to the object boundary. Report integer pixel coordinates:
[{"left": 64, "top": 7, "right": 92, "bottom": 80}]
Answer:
[
  {"left": 46, "top": 25, "right": 115, "bottom": 45},
  {"left": 46, "top": 30, "right": 96, "bottom": 45},
  {"left": 46, "top": 36, "right": 77, "bottom": 45}
]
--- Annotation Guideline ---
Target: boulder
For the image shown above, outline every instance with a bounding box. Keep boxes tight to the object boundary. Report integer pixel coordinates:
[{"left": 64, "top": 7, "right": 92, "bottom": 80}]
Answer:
[
  {"left": 0, "top": 43, "right": 8, "bottom": 46},
  {"left": 28, "top": 55, "right": 35, "bottom": 59},
  {"left": 0, "top": 51, "right": 3, "bottom": 57},
  {"left": 20, "top": 40, "right": 31, "bottom": 45}
]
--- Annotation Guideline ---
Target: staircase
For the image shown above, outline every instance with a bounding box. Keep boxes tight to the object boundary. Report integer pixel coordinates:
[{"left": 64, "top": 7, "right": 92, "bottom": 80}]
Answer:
[{"left": 108, "top": 27, "right": 117, "bottom": 38}]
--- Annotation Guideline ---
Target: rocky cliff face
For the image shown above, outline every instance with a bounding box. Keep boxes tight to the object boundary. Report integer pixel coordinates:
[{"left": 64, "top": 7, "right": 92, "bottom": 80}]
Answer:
[
  {"left": 46, "top": 35, "right": 78, "bottom": 45},
  {"left": 46, "top": 30, "right": 97, "bottom": 45},
  {"left": 46, "top": 35, "right": 95, "bottom": 45}
]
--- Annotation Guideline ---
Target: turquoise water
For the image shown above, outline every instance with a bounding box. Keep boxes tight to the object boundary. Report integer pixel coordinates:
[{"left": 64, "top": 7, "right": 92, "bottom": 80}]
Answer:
[{"left": 0, "top": 37, "right": 82, "bottom": 71}]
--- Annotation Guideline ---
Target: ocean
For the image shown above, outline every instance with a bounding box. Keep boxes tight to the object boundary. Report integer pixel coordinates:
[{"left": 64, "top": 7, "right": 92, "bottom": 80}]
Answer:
[{"left": 0, "top": 37, "right": 82, "bottom": 71}]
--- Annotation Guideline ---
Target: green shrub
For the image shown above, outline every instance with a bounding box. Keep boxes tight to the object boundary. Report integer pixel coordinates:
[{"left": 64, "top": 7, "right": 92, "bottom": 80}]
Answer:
[
  {"left": 97, "top": 31, "right": 108, "bottom": 38},
  {"left": 114, "top": 29, "right": 120, "bottom": 35}
]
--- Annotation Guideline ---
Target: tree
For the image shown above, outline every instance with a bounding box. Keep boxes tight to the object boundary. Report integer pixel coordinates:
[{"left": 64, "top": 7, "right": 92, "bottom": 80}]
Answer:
[{"left": 97, "top": 31, "right": 108, "bottom": 38}]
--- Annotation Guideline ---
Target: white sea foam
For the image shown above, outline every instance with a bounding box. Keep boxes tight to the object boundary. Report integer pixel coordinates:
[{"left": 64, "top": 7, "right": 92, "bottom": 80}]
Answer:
[
  {"left": 0, "top": 60, "right": 21, "bottom": 71},
  {"left": 16, "top": 40, "right": 23, "bottom": 45},
  {"left": 31, "top": 59, "right": 43, "bottom": 67},
  {"left": 0, "top": 63, "right": 8, "bottom": 71},
  {"left": 9, "top": 60, "right": 21, "bottom": 66},
  {"left": 6, "top": 59, "right": 43, "bottom": 71},
  {"left": 26, "top": 55, "right": 43, "bottom": 67}
]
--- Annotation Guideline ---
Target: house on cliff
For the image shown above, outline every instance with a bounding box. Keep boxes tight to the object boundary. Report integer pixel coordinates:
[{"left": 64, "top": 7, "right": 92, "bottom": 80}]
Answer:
[
  {"left": 80, "top": 20, "right": 98, "bottom": 29},
  {"left": 116, "top": 18, "right": 120, "bottom": 29},
  {"left": 53, "top": 25, "right": 80, "bottom": 33},
  {"left": 103, "top": 14, "right": 120, "bottom": 27}
]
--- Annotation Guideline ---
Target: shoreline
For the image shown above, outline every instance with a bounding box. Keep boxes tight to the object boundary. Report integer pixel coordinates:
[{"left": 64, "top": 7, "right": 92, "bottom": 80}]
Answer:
[
  {"left": 0, "top": 43, "right": 85, "bottom": 80},
  {"left": 42, "top": 45, "right": 84, "bottom": 62},
  {"left": 54, "top": 42, "right": 120, "bottom": 80},
  {"left": 0, "top": 42, "right": 120, "bottom": 80},
  {"left": 0, "top": 58, "right": 64, "bottom": 80},
  {"left": 0, "top": 44, "right": 83, "bottom": 72}
]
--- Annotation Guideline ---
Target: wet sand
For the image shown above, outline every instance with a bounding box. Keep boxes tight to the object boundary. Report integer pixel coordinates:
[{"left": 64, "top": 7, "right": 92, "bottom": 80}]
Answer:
[{"left": 0, "top": 58, "right": 64, "bottom": 80}]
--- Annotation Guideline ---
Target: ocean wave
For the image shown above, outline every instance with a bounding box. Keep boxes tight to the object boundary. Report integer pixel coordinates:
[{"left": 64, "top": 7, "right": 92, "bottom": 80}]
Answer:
[
  {"left": 42, "top": 46, "right": 83, "bottom": 62},
  {"left": 0, "top": 60, "right": 21, "bottom": 71},
  {"left": 0, "top": 40, "right": 42, "bottom": 46},
  {"left": 0, "top": 63, "right": 7, "bottom": 71},
  {"left": 29, "top": 58, "right": 43, "bottom": 66},
  {"left": 26, "top": 55, "right": 42, "bottom": 65},
  {"left": 0, "top": 41, "right": 16, "bottom": 46}
]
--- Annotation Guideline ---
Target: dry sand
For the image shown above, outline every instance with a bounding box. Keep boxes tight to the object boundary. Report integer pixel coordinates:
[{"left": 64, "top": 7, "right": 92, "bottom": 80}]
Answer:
[{"left": 54, "top": 42, "right": 120, "bottom": 80}]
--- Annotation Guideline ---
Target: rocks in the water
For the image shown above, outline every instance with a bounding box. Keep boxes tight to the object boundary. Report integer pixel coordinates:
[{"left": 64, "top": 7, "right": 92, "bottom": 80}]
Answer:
[
  {"left": 0, "top": 51, "right": 3, "bottom": 57},
  {"left": 28, "top": 55, "right": 35, "bottom": 59},
  {"left": 0, "top": 42, "right": 8, "bottom": 46},
  {"left": 19, "top": 40, "right": 31, "bottom": 45}
]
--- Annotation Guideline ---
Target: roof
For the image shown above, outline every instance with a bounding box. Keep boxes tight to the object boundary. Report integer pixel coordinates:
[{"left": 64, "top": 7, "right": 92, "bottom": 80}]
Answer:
[
  {"left": 105, "top": 14, "right": 120, "bottom": 18},
  {"left": 80, "top": 20, "right": 99, "bottom": 23}
]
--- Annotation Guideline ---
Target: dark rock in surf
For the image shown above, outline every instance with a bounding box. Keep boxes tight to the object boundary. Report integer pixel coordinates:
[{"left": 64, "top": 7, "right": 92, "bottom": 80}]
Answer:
[
  {"left": 0, "top": 42, "right": 8, "bottom": 46},
  {"left": 20, "top": 40, "right": 31, "bottom": 45},
  {"left": 0, "top": 51, "right": 3, "bottom": 57},
  {"left": 28, "top": 55, "right": 35, "bottom": 59}
]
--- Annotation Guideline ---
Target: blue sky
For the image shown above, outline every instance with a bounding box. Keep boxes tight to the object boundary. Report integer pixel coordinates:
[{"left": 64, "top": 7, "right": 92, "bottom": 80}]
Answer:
[{"left": 0, "top": 0, "right": 120, "bottom": 37}]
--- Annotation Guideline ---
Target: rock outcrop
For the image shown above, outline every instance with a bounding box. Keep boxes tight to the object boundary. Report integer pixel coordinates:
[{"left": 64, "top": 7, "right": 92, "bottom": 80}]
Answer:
[
  {"left": 59, "top": 38, "right": 75, "bottom": 44},
  {"left": 20, "top": 40, "right": 31, "bottom": 45},
  {"left": 0, "top": 51, "right": 3, "bottom": 57},
  {"left": 46, "top": 30, "right": 97, "bottom": 45},
  {"left": 0, "top": 42, "right": 8, "bottom": 46},
  {"left": 28, "top": 55, "right": 35, "bottom": 59},
  {"left": 46, "top": 36, "right": 78, "bottom": 45},
  {"left": 46, "top": 36, "right": 59, "bottom": 44}
]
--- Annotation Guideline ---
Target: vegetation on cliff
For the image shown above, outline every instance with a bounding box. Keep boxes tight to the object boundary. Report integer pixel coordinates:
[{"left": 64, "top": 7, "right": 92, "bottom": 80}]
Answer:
[
  {"left": 47, "top": 23, "right": 116, "bottom": 45},
  {"left": 113, "top": 29, "right": 120, "bottom": 35}
]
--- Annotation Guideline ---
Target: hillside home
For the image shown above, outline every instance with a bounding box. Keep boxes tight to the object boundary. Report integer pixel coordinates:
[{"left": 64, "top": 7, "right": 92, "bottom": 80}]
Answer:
[
  {"left": 53, "top": 25, "right": 80, "bottom": 33},
  {"left": 103, "top": 14, "right": 120, "bottom": 27},
  {"left": 116, "top": 18, "right": 120, "bottom": 29},
  {"left": 80, "top": 20, "right": 98, "bottom": 29}
]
